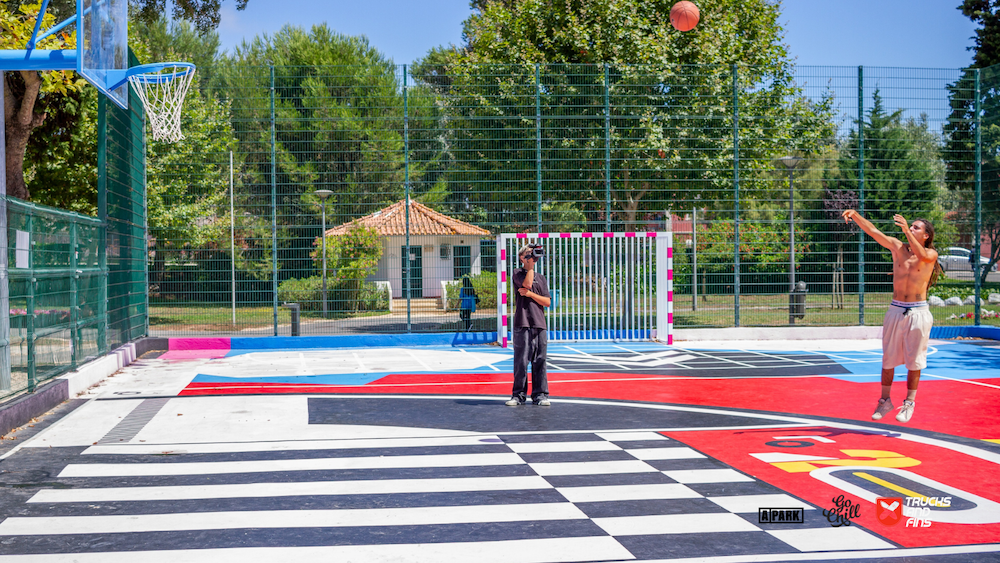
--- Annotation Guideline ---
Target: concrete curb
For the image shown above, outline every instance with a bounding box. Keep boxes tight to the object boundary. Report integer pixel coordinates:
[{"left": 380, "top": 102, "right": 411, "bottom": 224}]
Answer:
[{"left": 0, "top": 338, "right": 165, "bottom": 437}]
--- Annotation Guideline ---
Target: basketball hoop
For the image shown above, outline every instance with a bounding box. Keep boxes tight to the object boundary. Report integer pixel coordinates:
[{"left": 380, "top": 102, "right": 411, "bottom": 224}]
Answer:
[{"left": 126, "top": 62, "right": 196, "bottom": 143}]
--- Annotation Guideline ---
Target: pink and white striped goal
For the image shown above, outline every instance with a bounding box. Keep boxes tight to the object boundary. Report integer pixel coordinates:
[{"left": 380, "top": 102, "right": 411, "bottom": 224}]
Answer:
[{"left": 497, "top": 232, "right": 673, "bottom": 347}]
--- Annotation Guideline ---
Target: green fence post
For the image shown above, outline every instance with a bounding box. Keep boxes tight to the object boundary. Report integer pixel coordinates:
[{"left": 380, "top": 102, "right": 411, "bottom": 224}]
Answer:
[
  {"left": 974, "top": 68, "right": 982, "bottom": 325},
  {"left": 98, "top": 96, "right": 108, "bottom": 356},
  {"left": 857, "top": 66, "right": 866, "bottom": 326},
  {"left": 536, "top": 64, "right": 542, "bottom": 232},
  {"left": 732, "top": 64, "right": 741, "bottom": 327},
  {"left": 70, "top": 221, "right": 78, "bottom": 370},
  {"left": 26, "top": 211, "right": 35, "bottom": 392},
  {"left": 270, "top": 65, "right": 278, "bottom": 336},
  {"left": 604, "top": 64, "right": 612, "bottom": 231},
  {"left": 403, "top": 65, "right": 411, "bottom": 333}
]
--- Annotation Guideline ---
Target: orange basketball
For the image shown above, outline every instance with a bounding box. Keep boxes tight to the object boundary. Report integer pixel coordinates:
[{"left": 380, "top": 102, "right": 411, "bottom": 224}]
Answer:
[{"left": 670, "top": 1, "right": 700, "bottom": 32}]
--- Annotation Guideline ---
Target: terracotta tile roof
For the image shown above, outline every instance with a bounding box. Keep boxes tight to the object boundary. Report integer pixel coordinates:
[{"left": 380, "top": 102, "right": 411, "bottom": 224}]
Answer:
[{"left": 325, "top": 200, "right": 491, "bottom": 237}]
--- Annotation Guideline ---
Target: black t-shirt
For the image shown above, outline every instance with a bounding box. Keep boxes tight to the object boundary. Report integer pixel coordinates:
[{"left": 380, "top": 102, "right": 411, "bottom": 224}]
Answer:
[{"left": 512, "top": 268, "right": 549, "bottom": 329}]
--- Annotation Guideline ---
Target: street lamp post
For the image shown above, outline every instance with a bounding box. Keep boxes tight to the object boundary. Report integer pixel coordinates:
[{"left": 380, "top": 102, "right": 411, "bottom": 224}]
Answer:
[
  {"left": 314, "top": 189, "right": 333, "bottom": 318},
  {"left": 778, "top": 156, "right": 803, "bottom": 292}
]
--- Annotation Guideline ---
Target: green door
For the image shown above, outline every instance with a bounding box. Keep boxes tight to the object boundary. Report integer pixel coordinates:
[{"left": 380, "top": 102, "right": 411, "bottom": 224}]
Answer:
[
  {"left": 401, "top": 245, "right": 423, "bottom": 298},
  {"left": 453, "top": 246, "right": 472, "bottom": 279}
]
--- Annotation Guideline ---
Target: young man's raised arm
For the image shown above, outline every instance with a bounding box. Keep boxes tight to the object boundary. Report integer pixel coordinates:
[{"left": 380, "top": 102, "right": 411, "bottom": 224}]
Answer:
[
  {"left": 895, "top": 214, "right": 938, "bottom": 263},
  {"left": 842, "top": 209, "right": 900, "bottom": 251}
]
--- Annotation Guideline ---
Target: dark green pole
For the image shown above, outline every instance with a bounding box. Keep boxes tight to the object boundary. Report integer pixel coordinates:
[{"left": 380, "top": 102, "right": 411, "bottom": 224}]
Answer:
[
  {"left": 26, "top": 211, "right": 35, "bottom": 392},
  {"left": 732, "top": 64, "right": 741, "bottom": 327},
  {"left": 97, "top": 96, "right": 108, "bottom": 356},
  {"left": 536, "top": 64, "right": 542, "bottom": 232},
  {"left": 70, "top": 221, "right": 78, "bottom": 370},
  {"left": 604, "top": 64, "right": 611, "bottom": 231},
  {"left": 974, "top": 68, "right": 982, "bottom": 325},
  {"left": 270, "top": 66, "right": 278, "bottom": 336},
  {"left": 858, "top": 66, "right": 866, "bottom": 326},
  {"left": 404, "top": 65, "right": 411, "bottom": 333}
]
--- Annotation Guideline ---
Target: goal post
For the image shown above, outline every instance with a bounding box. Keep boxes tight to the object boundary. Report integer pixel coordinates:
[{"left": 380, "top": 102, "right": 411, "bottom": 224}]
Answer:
[{"left": 497, "top": 232, "right": 673, "bottom": 346}]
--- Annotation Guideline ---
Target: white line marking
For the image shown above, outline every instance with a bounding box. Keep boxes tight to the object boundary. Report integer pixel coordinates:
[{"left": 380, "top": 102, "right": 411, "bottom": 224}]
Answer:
[
  {"left": 352, "top": 352, "right": 367, "bottom": 372},
  {"left": 593, "top": 512, "right": 759, "bottom": 535},
  {"left": 29, "top": 475, "right": 553, "bottom": 503},
  {"left": 600, "top": 543, "right": 1000, "bottom": 562},
  {"left": 0, "top": 537, "right": 633, "bottom": 563},
  {"left": 563, "top": 346, "right": 631, "bottom": 370},
  {"left": 82, "top": 435, "right": 502, "bottom": 455},
  {"left": 58, "top": 452, "right": 525, "bottom": 478},
  {"left": 506, "top": 441, "right": 621, "bottom": 454},
  {"left": 528, "top": 460, "right": 657, "bottom": 476},
  {"left": 707, "top": 494, "right": 816, "bottom": 514},
  {"left": 558, "top": 483, "right": 701, "bottom": 503},
  {"left": 923, "top": 373, "right": 1000, "bottom": 389},
  {"left": 768, "top": 526, "right": 894, "bottom": 552},
  {"left": 625, "top": 447, "right": 706, "bottom": 461},
  {"left": 663, "top": 469, "right": 755, "bottom": 484},
  {"left": 405, "top": 349, "right": 432, "bottom": 371},
  {"left": 0, "top": 503, "right": 588, "bottom": 535},
  {"left": 461, "top": 348, "right": 500, "bottom": 371}
]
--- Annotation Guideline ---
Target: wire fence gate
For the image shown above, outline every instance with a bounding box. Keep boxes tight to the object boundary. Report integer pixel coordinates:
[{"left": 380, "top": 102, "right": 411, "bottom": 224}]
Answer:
[{"left": 497, "top": 232, "right": 673, "bottom": 346}]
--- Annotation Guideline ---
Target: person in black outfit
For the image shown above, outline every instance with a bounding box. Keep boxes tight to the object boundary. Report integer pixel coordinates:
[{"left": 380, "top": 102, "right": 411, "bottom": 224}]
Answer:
[{"left": 506, "top": 244, "right": 552, "bottom": 406}]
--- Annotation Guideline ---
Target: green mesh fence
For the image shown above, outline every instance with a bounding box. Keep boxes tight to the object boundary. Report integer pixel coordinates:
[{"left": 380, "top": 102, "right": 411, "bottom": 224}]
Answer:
[
  {"left": 146, "top": 64, "right": 997, "bottom": 336},
  {"left": 0, "top": 51, "right": 147, "bottom": 401}
]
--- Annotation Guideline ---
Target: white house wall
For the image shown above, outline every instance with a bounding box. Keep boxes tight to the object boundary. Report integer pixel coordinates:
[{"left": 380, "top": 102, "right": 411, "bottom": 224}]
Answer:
[{"left": 372, "top": 235, "right": 484, "bottom": 298}]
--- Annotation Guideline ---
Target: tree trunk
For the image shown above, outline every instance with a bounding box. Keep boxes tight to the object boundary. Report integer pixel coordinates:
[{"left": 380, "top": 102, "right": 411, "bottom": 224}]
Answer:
[{"left": 3, "top": 71, "right": 47, "bottom": 201}]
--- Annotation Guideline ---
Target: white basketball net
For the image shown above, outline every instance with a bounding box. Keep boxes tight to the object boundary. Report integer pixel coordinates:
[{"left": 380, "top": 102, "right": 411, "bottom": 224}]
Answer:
[{"left": 128, "top": 66, "right": 196, "bottom": 143}]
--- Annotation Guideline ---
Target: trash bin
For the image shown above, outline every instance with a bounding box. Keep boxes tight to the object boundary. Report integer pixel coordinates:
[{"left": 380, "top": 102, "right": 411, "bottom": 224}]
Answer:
[
  {"left": 283, "top": 303, "right": 300, "bottom": 336},
  {"left": 788, "top": 281, "right": 807, "bottom": 324}
]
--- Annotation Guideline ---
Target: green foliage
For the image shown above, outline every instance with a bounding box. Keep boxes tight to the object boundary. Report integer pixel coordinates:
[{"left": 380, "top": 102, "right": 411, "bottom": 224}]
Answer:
[
  {"left": 444, "top": 271, "right": 497, "bottom": 310},
  {"left": 276, "top": 276, "right": 389, "bottom": 313},
  {"left": 25, "top": 87, "right": 98, "bottom": 215},
  {"left": 698, "top": 219, "right": 811, "bottom": 275},
  {"left": 412, "top": 0, "right": 836, "bottom": 229},
  {"left": 311, "top": 223, "right": 383, "bottom": 312}
]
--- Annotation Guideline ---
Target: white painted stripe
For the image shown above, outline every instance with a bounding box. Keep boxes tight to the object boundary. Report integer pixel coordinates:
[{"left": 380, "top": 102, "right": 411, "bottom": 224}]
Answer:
[
  {"left": 602, "top": 543, "right": 1000, "bottom": 562},
  {"left": 558, "top": 483, "right": 701, "bottom": 503},
  {"left": 506, "top": 441, "right": 621, "bottom": 454},
  {"left": 82, "top": 435, "right": 501, "bottom": 455},
  {"left": 29, "top": 475, "right": 553, "bottom": 504},
  {"left": 707, "top": 494, "right": 816, "bottom": 514},
  {"left": 529, "top": 460, "right": 656, "bottom": 476},
  {"left": 767, "top": 527, "right": 894, "bottom": 552},
  {"left": 595, "top": 431, "right": 669, "bottom": 442},
  {"left": 593, "top": 512, "right": 759, "bottom": 536},
  {"left": 58, "top": 452, "right": 525, "bottom": 478},
  {"left": 0, "top": 503, "right": 587, "bottom": 535},
  {"left": 0, "top": 536, "right": 633, "bottom": 563},
  {"left": 663, "top": 469, "right": 755, "bottom": 484},
  {"left": 625, "top": 447, "right": 705, "bottom": 461}
]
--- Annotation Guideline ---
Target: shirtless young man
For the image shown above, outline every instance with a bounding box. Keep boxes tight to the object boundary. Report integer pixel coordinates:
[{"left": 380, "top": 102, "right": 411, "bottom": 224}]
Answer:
[{"left": 842, "top": 210, "right": 939, "bottom": 423}]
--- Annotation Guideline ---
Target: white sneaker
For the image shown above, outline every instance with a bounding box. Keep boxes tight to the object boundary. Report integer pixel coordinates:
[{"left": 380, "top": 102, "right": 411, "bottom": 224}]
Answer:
[
  {"left": 872, "top": 398, "right": 894, "bottom": 420},
  {"left": 896, "top": 400, "right": 915, "bottom": 423},
  {"left": 534, "top": 397, "right": 551, "bottom": 407},
  {"left": 505, "top": 397, "right": 522, "bottom": 407}
]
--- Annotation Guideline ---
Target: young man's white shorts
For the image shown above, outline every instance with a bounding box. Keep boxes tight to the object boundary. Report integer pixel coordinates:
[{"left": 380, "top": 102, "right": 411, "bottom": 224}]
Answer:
[{"left": 881, "top": 302, "right": 932, "bottom": 371}]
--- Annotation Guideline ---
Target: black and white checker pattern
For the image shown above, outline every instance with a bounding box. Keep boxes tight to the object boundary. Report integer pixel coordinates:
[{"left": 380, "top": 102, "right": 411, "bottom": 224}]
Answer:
[{"left": 0, "top": 429, "right": 895, "bottom": 561}]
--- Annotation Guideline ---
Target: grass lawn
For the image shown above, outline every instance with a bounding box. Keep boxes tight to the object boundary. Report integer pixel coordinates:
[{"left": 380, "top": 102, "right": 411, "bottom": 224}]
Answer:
[{"left": 150, "top": 293, "right": 997, "bottom": 332}]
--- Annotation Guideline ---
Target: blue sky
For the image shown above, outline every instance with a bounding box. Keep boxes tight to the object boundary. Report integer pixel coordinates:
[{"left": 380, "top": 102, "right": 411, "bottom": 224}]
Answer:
[{"left": 215, "top": 0, "right": 978, "bottom": 69}]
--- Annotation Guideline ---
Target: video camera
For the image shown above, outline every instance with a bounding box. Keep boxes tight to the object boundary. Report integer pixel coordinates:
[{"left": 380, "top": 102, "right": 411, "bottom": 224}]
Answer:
[{"left": 525, "top": 244, "right": 544, "bottom": 260}]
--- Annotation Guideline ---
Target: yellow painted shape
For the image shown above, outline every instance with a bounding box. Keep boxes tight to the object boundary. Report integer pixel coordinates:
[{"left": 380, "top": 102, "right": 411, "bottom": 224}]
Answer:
[
  {"left": 985, "top": 439, "right": 1000, "bottom": 445},
  {"left": 769, "top": 450, "right": 921, "bottom": 473},
  {"left": 854, "top": 471, "right": 924, "bottom": 498}
]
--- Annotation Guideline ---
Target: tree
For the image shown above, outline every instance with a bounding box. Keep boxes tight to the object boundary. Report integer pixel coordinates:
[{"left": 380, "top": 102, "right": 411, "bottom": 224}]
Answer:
[
  {"left": 2, "top": 2, "right": 82, "bottom": 201},
  {"left": 3, "top": 0, "right": 243, "bottom": 204},
  {"left": 944, "top": 0, "right": 1000, "bottom": 283},
  {"left": 827, "top": 91, "right": 947, "bottom": 286},
  {"left": 217, "top": 25, "right": 415, "bottom": 278},
  {"left": 412, "top": 0, "right": 835, "bottom": 231}
]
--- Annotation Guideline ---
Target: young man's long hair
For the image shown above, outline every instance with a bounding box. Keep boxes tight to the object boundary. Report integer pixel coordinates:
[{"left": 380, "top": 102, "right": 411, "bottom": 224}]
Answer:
[{"left": 913, "top": 218, "right": 942, "bottom": 290}]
